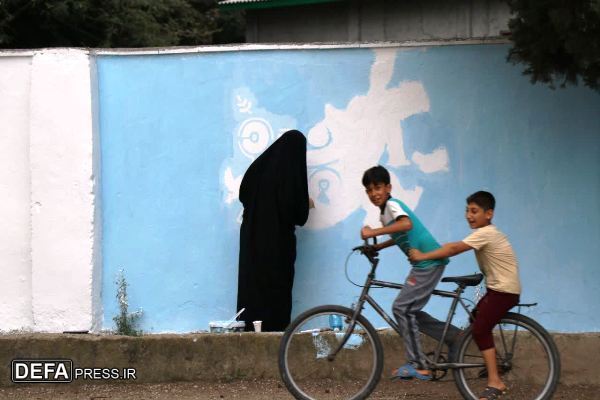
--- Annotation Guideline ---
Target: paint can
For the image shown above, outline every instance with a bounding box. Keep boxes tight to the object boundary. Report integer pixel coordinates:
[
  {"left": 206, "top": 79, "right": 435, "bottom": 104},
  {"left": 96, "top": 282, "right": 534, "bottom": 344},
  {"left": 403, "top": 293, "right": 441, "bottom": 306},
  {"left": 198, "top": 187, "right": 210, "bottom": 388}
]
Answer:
[{"left": 208, "top": 320, "right": 246, "bottom": 333}]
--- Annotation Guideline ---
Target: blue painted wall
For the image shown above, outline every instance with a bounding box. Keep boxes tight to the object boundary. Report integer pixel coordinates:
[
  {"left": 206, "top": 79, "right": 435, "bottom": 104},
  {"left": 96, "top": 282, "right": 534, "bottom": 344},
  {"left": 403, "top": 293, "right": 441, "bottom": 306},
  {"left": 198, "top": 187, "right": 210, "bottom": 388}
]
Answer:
[{"left": 98, "top": 44, "right": 600, "bottom": 333}]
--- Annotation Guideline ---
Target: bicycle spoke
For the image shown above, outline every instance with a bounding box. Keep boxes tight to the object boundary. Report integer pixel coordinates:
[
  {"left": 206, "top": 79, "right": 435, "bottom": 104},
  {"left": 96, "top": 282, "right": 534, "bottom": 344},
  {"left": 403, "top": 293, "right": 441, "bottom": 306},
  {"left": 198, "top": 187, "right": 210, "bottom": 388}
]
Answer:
[
  {"left": 498, "top": 323, "right": 508, "bottom": 358},
  {"left": 462, "top": 353, "right": 484, "bottom": 360},
  {"left": 510, "top": 320, "right": 518, "bottom": 355},
  {"left": 288, "top": 356, "right": 330, "bottom": 382}
]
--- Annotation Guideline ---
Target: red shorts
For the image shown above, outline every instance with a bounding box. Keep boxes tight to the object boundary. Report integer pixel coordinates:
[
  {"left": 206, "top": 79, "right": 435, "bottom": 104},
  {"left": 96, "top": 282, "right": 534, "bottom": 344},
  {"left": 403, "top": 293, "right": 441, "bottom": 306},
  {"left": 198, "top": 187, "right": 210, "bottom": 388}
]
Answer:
[{"left": 472, "top": 288, "right": 520, "bottom": 351}]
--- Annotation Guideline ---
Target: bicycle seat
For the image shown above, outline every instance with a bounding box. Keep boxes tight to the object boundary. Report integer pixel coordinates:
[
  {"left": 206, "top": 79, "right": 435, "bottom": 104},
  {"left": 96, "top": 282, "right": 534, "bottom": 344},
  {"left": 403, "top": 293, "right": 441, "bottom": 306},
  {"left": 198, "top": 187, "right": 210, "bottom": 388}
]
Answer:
[{"left": 441, "top": 273, "right": 483, "bottom": 286}]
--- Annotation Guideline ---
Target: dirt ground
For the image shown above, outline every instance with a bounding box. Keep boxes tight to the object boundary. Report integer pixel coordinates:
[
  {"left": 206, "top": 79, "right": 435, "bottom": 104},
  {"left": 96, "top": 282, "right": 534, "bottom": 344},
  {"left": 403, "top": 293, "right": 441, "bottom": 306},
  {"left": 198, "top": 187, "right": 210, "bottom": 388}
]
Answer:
[{"left": 0, "top": 379, "right": 597, "bottom": 400}]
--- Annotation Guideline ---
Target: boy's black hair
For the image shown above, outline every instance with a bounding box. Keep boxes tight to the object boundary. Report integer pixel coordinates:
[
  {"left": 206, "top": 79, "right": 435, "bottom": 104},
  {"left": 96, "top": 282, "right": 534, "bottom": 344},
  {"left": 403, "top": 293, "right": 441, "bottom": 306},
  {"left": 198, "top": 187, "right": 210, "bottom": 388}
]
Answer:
[
  {"left": 466, "top": 191, "right": 496, "bottom": 211},
  {"left": 362, "top": 165, "right": 390, "bottom": 187}
]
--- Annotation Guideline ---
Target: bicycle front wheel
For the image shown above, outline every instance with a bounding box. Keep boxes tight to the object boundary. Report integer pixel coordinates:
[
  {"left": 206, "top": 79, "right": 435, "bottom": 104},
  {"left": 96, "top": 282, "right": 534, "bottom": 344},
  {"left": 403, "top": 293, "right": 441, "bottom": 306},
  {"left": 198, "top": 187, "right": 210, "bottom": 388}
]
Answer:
[
  {"left": 453, "top": 312, "right": 560, "bottom": 400},
  {"left": 278, "top": 305, "right": 383, "bottom": 400}
]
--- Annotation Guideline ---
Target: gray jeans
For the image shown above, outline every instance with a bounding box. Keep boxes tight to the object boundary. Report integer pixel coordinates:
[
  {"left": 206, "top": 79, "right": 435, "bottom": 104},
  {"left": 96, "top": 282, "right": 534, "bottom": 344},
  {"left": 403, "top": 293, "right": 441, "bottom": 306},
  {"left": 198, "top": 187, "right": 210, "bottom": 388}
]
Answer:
[{"left": 392, "top": 265, "right": 461, "bottom": 369}]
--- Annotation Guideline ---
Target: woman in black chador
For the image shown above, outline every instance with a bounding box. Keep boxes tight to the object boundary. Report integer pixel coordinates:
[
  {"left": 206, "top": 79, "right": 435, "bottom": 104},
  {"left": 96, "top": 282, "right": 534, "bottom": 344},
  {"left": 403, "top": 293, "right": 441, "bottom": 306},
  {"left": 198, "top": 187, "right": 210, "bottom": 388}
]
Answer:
[{"left": 237, "top": 129, "right": 309, "bottom": 332}]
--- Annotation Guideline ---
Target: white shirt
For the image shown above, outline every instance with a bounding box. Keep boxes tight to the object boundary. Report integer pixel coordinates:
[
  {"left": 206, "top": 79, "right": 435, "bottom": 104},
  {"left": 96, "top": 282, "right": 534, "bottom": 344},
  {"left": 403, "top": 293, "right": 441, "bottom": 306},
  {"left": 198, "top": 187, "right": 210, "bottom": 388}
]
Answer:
[
  {"left": 380, "top": 199, "right": 408, "bottom": 226},
  {"left": 463, "top": 224, "right": 521, "bottom": 294}
]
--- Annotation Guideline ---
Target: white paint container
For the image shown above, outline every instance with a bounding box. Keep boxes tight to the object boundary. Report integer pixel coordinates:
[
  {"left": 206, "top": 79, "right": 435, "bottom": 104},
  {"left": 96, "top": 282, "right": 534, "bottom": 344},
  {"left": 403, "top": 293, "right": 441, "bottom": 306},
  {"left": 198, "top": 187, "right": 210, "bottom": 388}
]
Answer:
[{"left": 208, "top": 320, "right": 246, "bottom": 333}]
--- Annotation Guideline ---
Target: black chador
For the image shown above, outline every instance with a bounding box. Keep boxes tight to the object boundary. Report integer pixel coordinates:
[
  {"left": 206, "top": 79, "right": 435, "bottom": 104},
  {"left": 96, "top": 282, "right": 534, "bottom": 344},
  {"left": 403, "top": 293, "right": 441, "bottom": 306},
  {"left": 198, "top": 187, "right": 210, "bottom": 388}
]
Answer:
[{"left": 237, "top": 130, "right": 309, "bottom": 332}]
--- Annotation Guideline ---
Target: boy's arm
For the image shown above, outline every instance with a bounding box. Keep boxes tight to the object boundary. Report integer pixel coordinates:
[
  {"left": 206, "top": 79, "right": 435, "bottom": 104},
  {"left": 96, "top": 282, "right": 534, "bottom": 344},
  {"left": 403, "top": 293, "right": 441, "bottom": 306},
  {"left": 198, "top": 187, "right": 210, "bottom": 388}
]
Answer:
[
  {"left": 361, "top": 216, "right": 412, "bottom": 239},
  {"left": 409, "top": 241, "right": 472, "bottom": 262},
  {"left": 374, "top": 239, "right": 396, "bottom": 251}
]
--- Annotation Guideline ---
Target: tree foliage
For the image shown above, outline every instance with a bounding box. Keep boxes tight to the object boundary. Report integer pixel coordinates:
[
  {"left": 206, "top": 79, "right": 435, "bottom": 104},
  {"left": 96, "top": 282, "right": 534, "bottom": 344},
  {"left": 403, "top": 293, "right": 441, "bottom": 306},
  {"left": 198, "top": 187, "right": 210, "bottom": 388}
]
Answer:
[
  {"left": 0, "top": 0, "right": 244, "bottom": 48},
  {"left": 506, "top": 0, "right": 600, "bottom": 90}
]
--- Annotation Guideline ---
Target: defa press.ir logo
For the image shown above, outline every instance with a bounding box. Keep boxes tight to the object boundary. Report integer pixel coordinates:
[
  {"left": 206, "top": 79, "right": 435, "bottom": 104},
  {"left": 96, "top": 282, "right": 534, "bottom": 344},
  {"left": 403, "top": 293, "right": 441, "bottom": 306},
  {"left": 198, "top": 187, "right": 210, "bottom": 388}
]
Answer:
[{"left": 11, "top": 359, "right": 136, "bottom": 383}]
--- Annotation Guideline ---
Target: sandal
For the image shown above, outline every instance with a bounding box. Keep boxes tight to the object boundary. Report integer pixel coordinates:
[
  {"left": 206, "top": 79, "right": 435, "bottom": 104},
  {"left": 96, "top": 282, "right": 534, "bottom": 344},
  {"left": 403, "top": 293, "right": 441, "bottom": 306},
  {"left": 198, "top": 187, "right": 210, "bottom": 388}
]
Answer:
[
  {"left": 478, "top": 386, "right": 506, "bottom": 399},
  {"left": 390, "top": 363, "right": 432, "bottom": 381}
]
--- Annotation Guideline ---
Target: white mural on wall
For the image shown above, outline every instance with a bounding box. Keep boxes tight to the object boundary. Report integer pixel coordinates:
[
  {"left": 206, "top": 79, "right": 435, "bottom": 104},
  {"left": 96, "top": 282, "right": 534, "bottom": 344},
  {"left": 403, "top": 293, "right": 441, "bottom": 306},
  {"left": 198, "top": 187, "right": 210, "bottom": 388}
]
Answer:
[
  {"left": 222, "top": 87, "right": 297, "bottom": 220},
  {"left": 222, "top": 48, "right": 449, "bottom": 229}
]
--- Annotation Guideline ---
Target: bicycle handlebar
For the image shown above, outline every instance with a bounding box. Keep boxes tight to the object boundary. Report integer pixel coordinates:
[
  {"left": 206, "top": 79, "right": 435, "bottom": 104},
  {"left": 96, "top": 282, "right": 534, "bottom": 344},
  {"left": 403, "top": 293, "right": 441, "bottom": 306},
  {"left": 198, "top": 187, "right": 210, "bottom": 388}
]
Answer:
[{"left": 352, "top": 237, "right": 379, "bottom": 259}]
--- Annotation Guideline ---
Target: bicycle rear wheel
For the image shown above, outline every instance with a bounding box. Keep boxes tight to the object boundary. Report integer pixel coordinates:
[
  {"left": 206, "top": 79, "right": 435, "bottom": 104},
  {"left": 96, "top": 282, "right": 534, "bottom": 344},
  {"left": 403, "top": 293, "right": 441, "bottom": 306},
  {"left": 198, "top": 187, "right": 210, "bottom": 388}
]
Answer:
[
  {"left": 278, "top": 305, "right": 383, "bottom": 400},
  {"left": 453, "top": 312, "right": 560, "bottom": 400}
]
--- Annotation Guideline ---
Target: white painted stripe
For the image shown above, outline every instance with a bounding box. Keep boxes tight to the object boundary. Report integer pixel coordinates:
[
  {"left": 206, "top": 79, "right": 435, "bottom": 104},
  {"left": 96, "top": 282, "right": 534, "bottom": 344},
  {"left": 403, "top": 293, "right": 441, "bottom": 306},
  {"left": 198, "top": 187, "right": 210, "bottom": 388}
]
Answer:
[
  {"left": 29, "top": 49, "right": 100, "bottom": 332},
  {"left": 0, "top": 56, "right": 34, "bottom": 331}
]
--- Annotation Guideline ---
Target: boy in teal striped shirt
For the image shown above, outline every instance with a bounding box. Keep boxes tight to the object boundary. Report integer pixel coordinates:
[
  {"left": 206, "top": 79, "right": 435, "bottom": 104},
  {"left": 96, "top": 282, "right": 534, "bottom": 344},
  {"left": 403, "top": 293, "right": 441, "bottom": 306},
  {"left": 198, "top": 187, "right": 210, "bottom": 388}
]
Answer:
[{"left": 360, "top": 165, "right": 457, "bottom": 380}]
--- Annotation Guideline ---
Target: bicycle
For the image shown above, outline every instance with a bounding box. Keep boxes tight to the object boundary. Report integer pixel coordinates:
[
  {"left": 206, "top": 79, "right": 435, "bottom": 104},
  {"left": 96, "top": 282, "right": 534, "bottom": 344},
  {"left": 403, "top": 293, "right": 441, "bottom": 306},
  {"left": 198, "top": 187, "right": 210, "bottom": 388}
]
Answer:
[{"left": 278, "top": 240, "right": 561, "bottom": 400}]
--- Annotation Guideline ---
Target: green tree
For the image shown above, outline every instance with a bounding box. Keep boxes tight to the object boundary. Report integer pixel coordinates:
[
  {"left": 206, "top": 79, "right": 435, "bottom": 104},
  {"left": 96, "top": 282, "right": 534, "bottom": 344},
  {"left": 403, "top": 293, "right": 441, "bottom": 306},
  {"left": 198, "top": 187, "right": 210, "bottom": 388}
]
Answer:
[
  {"left": 0, "top": 0, "right": 244, "bottom": 48},
  {"left": 506, "top": 0, "right": 600, "bottom": 90}
]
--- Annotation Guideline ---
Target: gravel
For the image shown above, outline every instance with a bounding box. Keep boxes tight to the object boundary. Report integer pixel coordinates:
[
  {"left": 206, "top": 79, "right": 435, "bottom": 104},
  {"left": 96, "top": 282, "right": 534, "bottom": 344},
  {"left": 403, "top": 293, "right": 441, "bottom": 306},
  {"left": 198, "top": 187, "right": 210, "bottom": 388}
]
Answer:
[{"left": 0, "top": 379, "right": 597, "bottom": 399}]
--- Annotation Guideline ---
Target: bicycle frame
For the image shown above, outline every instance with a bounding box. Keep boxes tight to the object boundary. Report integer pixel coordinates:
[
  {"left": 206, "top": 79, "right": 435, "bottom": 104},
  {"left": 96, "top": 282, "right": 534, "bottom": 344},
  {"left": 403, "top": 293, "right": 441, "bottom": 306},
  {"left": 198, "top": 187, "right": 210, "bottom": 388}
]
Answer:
[
  {"left": 281, "top": 245, "right": 558, "bottom": 400},
  {"left": 330, "top": 250, "right": 483, "bottom": 371}
]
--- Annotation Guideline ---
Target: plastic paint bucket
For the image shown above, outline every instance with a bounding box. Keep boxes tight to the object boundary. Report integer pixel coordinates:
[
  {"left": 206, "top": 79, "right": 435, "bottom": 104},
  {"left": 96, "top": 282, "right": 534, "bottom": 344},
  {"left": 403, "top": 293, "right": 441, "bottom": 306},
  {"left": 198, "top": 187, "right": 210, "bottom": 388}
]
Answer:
[{"left": 208, "top": 320, "right": 246, "bottom": 333}]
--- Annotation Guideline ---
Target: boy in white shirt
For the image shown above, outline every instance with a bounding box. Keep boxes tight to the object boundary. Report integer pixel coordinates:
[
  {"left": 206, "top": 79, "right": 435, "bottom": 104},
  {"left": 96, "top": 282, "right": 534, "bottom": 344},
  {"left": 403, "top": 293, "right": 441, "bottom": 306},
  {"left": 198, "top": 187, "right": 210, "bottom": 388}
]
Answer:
[{"left": 410, "top": 191, "right": 521, "bottom": 400}]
